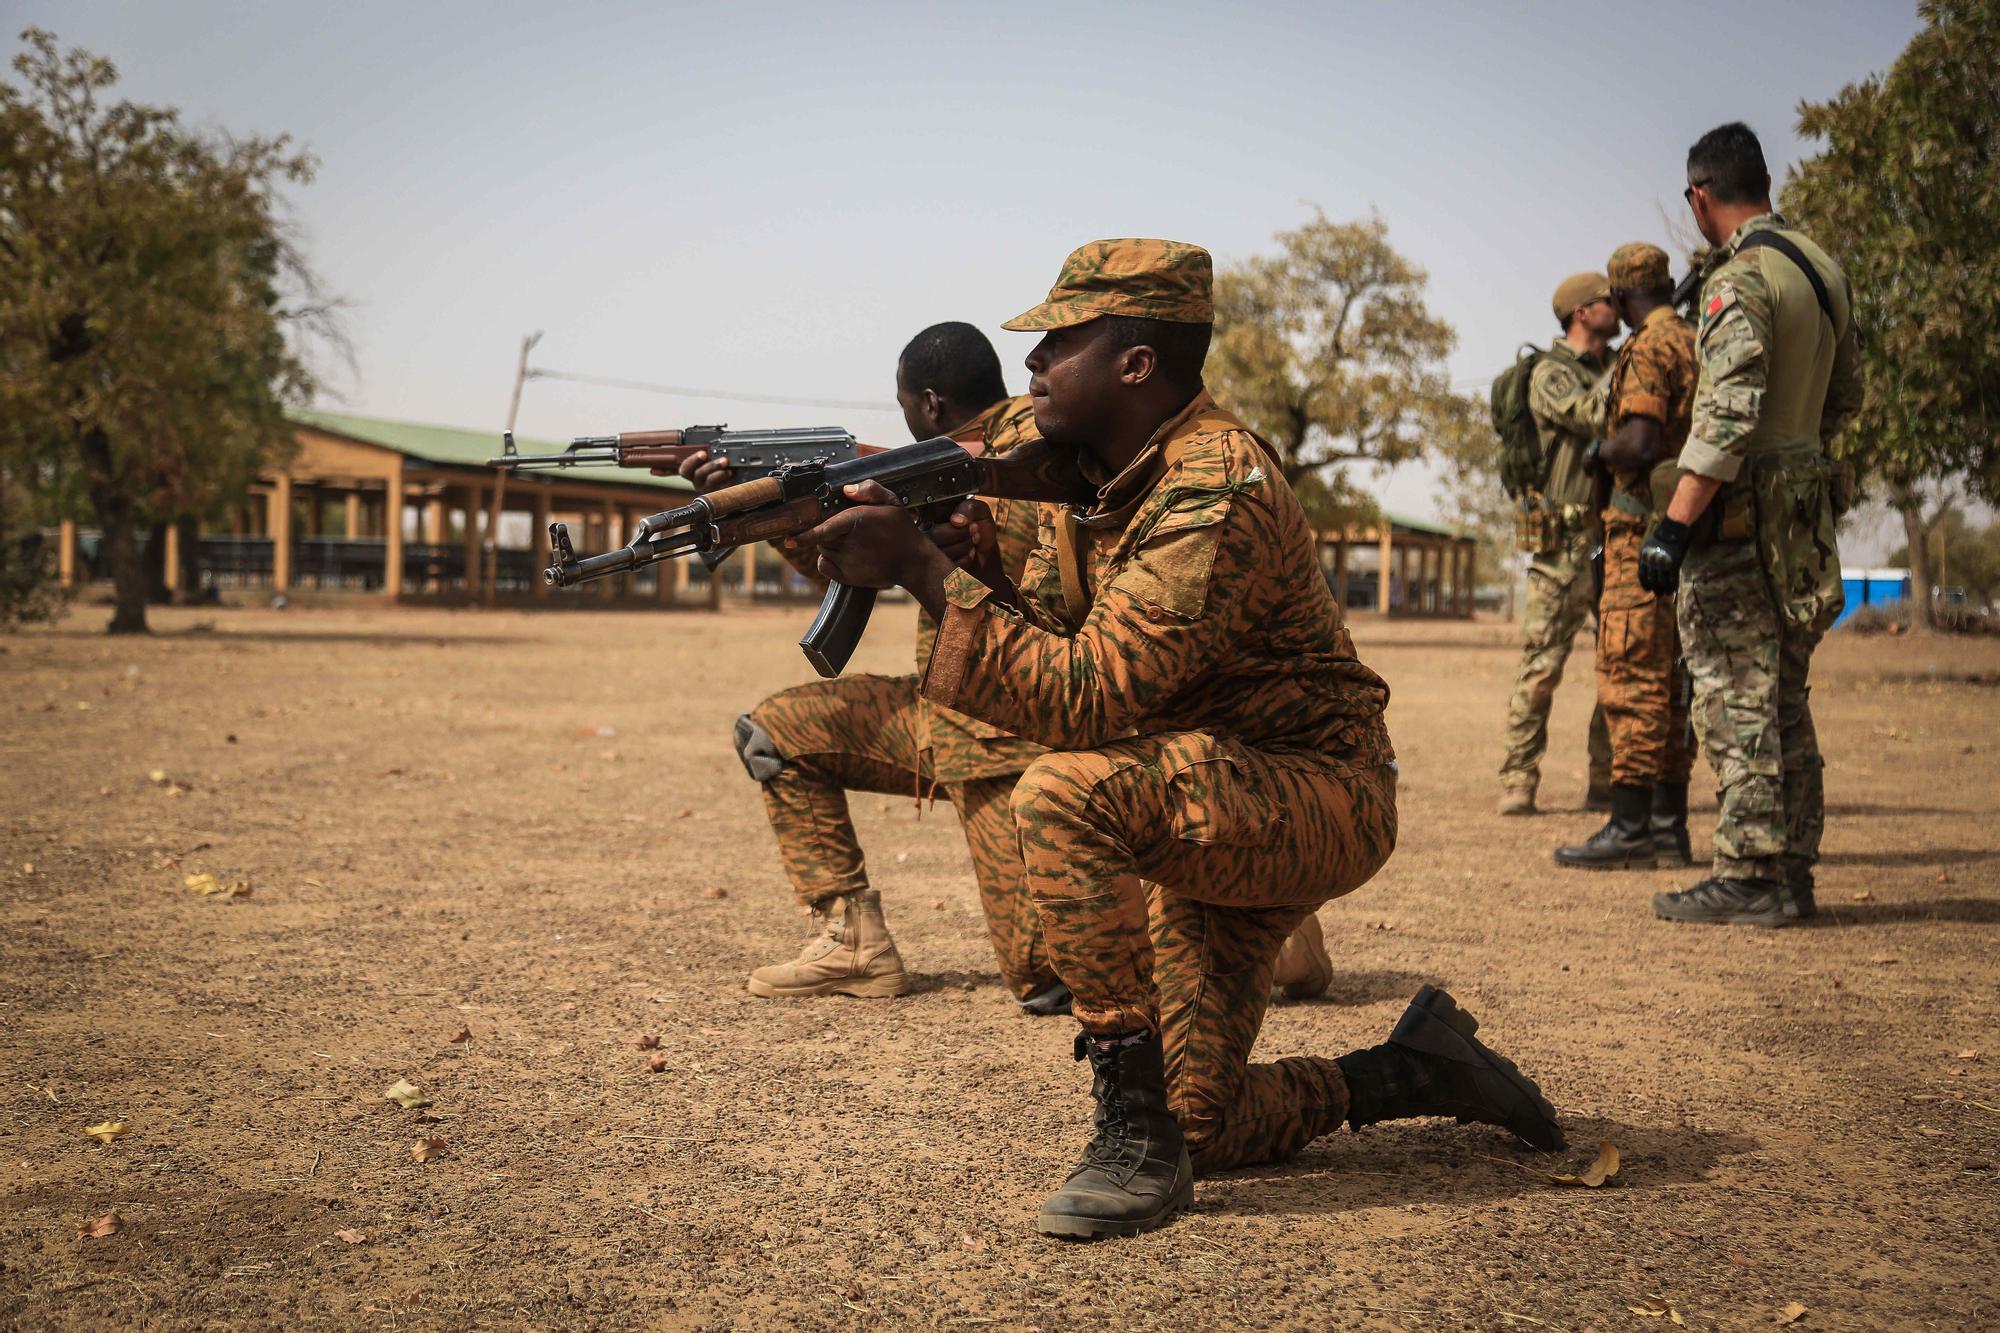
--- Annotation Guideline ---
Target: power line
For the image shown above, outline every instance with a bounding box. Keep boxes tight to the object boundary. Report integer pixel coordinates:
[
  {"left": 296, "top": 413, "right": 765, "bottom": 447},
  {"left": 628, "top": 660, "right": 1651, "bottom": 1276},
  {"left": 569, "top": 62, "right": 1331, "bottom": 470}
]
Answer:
[{"left": 526, "top": 366, "right": 894, "bottom": 413}]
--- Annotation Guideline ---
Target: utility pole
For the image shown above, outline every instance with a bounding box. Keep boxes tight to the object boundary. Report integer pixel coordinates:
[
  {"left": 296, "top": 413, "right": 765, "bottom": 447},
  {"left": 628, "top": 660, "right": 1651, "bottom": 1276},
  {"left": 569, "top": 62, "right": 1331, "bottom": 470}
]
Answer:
[{"left": 484, "top": 331, "right": 542, "bottom": 605}]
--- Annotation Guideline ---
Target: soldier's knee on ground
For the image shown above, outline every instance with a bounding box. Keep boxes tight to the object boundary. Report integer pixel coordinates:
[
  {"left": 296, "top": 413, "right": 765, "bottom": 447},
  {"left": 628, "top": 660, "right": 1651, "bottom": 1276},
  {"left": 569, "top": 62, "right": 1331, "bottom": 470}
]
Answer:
[{"left": 732, "top": 711, "right": 785, "bottom": 783}]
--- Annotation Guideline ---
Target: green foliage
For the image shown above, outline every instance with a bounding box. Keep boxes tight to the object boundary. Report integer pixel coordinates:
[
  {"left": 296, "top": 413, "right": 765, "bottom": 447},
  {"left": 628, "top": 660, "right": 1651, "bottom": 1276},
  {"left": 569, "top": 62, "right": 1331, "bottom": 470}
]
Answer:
[
  {"left": 1781, "top": 0, "right": 2000, "bottom": 505},
  {"left": 1208, "top": 210, "right": 1462, "bottom": 526},
  {"left": 0, "top": 29, "right": 332, "bottom": 632}
]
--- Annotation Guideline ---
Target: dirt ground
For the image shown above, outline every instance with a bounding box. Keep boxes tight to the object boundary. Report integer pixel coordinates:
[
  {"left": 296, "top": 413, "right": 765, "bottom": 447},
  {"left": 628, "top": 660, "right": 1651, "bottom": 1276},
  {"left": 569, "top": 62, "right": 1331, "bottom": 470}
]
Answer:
[{"left": 2, "top": 595, "right": 1996, "bottom": 1331}]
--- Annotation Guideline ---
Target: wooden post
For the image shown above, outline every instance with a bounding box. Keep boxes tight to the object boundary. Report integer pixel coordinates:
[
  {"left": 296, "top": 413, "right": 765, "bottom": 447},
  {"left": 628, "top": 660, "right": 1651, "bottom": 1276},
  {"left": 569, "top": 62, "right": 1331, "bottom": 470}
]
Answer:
[
  {"left": 162, "top": 524, "right": 182, "bottom": 592},
  {"left": 660, "top": 547, "right": 684, "bottom": 605},
  {"left": 737, "top": 542, "right": 758, "bottom": 602},
  {"left": 423, "top": 497, "right": 445, "bottom": 545},
  {"left": 1333, "top": 529, "right": 1349, "bottom": 610},
  {"left": 531, "top": 489, "right": 551, "bottom": 600},
  {"left": 271, "top": 473, "right": 294, "bottom": 593},
  {"left": 461, "top": 485, "right": 483, "bottom": 597},
  {"left": 58, "top": 519, "right": 78, "bottom": 588},
  {"left": 1377, "top": 525, "right": 1392, "bottom": 616},
  {"left": 707, "top": 551, "right": 724, "bottom": 610},
  {"left": 384, "top": 458, "right": 406, "bottom": 599},
  {"left": 600, "top": 501, "right": 619, "bottom": 599},
  {"left": 345, "top": 492, "right": 363, "bottom": 539}
]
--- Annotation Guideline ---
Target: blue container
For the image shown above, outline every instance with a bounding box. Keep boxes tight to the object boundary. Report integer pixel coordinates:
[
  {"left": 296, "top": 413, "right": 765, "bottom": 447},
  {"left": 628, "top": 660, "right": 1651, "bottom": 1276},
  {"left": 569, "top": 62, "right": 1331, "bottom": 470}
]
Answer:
[{"left": 1834, "top": 568, "right": 1910, "bottom": 627}]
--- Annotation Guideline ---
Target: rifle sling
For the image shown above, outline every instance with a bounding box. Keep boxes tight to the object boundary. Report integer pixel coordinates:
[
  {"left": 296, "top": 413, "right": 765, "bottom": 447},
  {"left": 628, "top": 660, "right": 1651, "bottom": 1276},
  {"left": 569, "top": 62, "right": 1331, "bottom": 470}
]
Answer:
[
  {"left": 1054, "top": 437, "right": 1190, "bottom": 618},
  {"left": 1735, "top": 230, "right": 1836, "bottom": 328}
]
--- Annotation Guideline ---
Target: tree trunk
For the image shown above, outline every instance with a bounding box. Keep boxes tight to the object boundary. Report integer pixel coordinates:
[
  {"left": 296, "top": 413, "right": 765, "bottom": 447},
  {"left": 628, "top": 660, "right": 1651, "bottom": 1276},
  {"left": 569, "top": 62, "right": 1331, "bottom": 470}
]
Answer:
[
  {"left": 98, "top": 513, "right": 151, "bottom": 634},
  {"left": 75, "top": 424, "right": 150, "bottom": 635},
  {"left": 143, "top": 521, "right": 172, "bottom": 604},
  {"left": 1895, "top": 490, "right": 1935, "bottom": 633},
  {"left": 175, "top": 515, "right": 203, "bottom": 602}
]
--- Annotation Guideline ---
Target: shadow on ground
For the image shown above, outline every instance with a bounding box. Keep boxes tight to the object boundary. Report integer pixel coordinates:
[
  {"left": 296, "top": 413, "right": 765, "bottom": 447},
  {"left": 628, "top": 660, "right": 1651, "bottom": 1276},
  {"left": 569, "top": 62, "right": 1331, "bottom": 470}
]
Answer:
[{"left": 1201, "top": 1119, "right": 1759, "bottom": 1217}]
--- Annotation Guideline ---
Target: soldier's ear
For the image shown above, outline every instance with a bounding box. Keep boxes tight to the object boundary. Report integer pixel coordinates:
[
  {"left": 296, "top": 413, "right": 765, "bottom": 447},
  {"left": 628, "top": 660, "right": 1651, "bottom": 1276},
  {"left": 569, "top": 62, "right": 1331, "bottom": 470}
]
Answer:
[
  {"left": 921, "top": 388, "right": 947, "bottom": 430},
  {"left": 1118, "top": 343, "right": 1158, "bottom": 389}
]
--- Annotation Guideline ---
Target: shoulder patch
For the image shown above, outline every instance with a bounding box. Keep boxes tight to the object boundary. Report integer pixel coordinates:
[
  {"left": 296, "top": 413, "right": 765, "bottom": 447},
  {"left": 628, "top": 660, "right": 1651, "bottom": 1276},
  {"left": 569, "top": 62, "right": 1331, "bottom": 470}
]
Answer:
[{"left": 1700, "top": 282, "right": 1738, "bottom": 334}]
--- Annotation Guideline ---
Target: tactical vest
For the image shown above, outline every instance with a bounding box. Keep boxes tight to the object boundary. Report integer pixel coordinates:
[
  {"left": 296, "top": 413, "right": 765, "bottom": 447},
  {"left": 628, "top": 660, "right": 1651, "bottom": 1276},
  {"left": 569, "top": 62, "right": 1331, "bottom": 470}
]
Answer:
[{"left": 1533, "top": 341, "right": 1601, "bottom": 511}]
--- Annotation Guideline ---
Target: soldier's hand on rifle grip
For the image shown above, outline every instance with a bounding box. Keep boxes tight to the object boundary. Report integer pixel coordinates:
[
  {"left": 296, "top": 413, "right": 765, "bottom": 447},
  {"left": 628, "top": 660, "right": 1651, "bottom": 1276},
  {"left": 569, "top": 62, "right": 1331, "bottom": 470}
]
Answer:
[
  {"left": 791, "top": 481, "right": 955, "bottom": 611},
  {"left": 1637, "top": 517, "right": 1693, "bottom": 595},
  {"left": 929, "top": 497, "right": 996, "bottom": 571}
]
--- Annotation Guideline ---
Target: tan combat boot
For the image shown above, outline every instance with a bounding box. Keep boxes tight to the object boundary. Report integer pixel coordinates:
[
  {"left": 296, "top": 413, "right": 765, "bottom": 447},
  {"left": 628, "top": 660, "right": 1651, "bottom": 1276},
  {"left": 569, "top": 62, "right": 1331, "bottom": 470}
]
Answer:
[
  {"left": 1498, "top": 776, "right": 1538, "bottom": 817},
  {"left": 1272, "top": 913, "right": 1333, "bottom": 1001},
  {"left": 746, "top": 888, "right": 912, "bottom": 999}
]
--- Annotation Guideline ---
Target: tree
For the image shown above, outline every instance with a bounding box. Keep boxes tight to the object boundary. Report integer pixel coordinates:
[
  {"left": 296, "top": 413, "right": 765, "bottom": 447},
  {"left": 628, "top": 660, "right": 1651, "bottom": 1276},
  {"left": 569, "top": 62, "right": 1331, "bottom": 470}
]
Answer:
[
  {"left": 1782, "top": 0, "right": 2000, "bottom": 631},
  {"left": 0, "top": 29, "right": 334, "bottom": 633},
  {"left": 1889, "top": 505, "right": 2000, "bottom": 610},
  {"left": 1208, "top": 210, "right": 1463, "bottom": 527}
]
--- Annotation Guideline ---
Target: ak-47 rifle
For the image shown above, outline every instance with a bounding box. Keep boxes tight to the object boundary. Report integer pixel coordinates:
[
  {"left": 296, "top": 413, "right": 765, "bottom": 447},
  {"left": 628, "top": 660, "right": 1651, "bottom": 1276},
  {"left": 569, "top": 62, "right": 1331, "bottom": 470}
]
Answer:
[
  {"left": 488, "top": 424, "right": 883, "bottom": 479},
  {"left": 543, "top": 435, "right": 1091, "bottom": 677}
]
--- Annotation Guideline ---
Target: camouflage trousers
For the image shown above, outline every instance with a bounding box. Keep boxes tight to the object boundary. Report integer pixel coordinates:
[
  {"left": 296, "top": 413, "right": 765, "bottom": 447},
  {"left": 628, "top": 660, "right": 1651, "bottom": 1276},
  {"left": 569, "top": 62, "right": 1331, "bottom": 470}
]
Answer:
[
  {"left": 1011, "top": 735, "right": 1399, "bottom": 1174},
  {"left": 1677, "top": 539, "right": 1824, "bottom": 882},
  {"left": 1500, "top": 528, "right": 1612, "bottom": 789},
  {"left": 1597, "top": 517, "right": 1694, "bottom": 787},
  {"left": 746, "top": 674, "right": 1055, "bottom": 1001}
]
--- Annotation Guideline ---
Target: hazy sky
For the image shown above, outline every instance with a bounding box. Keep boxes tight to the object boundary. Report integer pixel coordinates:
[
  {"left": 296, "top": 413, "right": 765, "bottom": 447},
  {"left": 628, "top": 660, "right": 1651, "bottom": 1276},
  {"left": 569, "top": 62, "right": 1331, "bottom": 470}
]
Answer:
[{"left": 9, "top": 0, "right": 1921, "bottom": 533}]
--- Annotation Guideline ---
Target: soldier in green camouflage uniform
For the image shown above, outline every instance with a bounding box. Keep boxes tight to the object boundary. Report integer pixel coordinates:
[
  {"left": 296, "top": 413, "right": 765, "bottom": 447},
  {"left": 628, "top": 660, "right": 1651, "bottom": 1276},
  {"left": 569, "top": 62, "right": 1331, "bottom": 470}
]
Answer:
[
  {"left": 1557, "top": 243, "right": 1699, "bottom": 872},
  {"left": 796, "top": 240, "right": 1564, "bottom": 1240},
  {"left": 1638, "top": 124, "right": 1863, "bottom": 927},
  {"left": 1499, "top": 273, "right": 1616, "bottom": 816}
]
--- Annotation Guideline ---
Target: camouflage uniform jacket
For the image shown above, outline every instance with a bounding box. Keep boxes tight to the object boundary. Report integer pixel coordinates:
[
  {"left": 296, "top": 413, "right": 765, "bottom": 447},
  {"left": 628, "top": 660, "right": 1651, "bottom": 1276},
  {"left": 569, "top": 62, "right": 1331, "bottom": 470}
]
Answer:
[
  {"left": 1605, "top": 305, "right": 1697, "bottom": 518},
  {"left": 1527, "top": 341, "right": 1610, "bottom": 513},
  {"left": 915, "top": 395, "right": 1049, "bottom": 782},
  {"left": 921, "top": 390, "right": 1394, "bottom": 773},
  {"left": 1680, "top": 213, "right": 1862, "bottom": 484}
]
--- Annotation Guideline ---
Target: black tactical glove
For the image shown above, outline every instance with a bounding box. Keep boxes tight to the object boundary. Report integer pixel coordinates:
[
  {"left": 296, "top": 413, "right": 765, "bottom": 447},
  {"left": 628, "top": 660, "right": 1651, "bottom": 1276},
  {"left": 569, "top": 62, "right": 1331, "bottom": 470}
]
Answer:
[{"left": 1637, "top": 517, "right": 1692, "bottom": 594}]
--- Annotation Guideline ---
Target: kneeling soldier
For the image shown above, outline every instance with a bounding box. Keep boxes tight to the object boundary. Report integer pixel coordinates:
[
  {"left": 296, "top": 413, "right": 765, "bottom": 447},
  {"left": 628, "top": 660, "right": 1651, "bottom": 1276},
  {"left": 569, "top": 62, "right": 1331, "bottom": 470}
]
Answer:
[{"left": 797, "top": 240, "right": 1563, "bottom": 1238}]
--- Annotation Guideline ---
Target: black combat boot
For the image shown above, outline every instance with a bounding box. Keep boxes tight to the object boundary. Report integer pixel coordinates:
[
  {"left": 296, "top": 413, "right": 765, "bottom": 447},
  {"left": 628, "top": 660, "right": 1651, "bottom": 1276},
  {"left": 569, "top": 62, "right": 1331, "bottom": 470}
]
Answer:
[
  {"left": 1782, "top": 863, "right": 1818, "bottom": 921},
  {"left": 1336, "top": 986, "right": 1564, "bottom": 1151},
  {"left": 1555, "top": 784, "right": 1657, "bottom": 870},
  {"left": 1017, "top": 980, "right": 1074, "bottom": 1017},
  {"left": 1651, "top": 782, "right": 1692, "bottom": 865},
  {"left": 1651, "top": 876, "right": 1789, "bottom": 926},
  {"left": 1035, "top": 1030, "right": 1193, "bottom": 1239}
]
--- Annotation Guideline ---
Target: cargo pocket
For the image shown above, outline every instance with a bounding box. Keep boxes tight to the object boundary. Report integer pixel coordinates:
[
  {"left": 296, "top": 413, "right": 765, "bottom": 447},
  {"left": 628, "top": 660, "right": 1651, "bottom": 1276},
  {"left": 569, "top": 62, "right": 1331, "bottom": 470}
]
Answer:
[
  {"left": 1155, "top": 732, "right": 1283, "bottom": 848},
  {"left": 1751, "top": 460, "right": 1843, "bottom": 637}
]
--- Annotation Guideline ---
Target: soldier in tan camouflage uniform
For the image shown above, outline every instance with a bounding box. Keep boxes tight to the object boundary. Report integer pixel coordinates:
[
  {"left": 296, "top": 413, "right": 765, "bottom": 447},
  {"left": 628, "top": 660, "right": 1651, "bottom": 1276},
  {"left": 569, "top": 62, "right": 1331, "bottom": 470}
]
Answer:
[
  {"left": 796, "top": 240, "right": 1563, "bottom": 1240},
  {"left": 1557, "top": 243, "right": 1699, "bottom": 872},
  {"left": 1500, "top": 273, "right": 1616, "bottom": 816},
  {"left": 710, "top": 323, "right": 1068, "bottom": 1010},
  {"left": 1638, "top": 123, "right": 1863, "bottom": 926}
]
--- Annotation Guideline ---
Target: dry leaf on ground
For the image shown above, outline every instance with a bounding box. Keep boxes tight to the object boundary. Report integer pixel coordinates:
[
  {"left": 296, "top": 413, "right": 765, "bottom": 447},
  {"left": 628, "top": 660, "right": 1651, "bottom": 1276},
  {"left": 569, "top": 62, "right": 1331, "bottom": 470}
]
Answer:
[
  {"left": 1483, "top": 1139, "right": 1619, "bottom": 1188},
  {"left": 1777, "top": 1301, "right": 1809, "bottom": 1324},
  {"left": 334, "top": 1228, "right": 367, "bottom": 1244},
  {"left": 701, "top": 886, "right": 727, "bottom": 899},
  {"left": 1548, "top": 1140, "right": 1620, "bottom": 1187},
  {"left": 76, "top": 1211, "right": 121, "bottom": 1240},
  {"left": 630, "top": 1035, "right": 661, "bottom": 1051},
  {"left": 449, "top": 1026, "right": 472, "bottom": 1044},
  {"left": 184, "top": 872, "right": 217, "bottom": 894},
  {"left": 1955, "top": 1050, "right": 1980, "bottom": 1061},
  {"left": 647, "top": 1052, "right": 669, "bottom": 1073},
  {"left": 411, "top": 1136, "right": 447, "bottom": 1162},
  {"left": 383, "top": 1080, "right": 432, "bottom": 1109},
  {"left": 83, "top": 1121, "right": 128, "bottom": 1144}
]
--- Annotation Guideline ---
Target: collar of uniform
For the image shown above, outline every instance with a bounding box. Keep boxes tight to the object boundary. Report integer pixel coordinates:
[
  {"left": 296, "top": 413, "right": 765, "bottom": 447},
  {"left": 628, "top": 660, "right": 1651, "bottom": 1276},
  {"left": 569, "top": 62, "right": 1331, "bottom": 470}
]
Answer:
[
  {"left": 1072, "top": 389, "right": 1216, "bottom": 530},
  {"left": 1640, "top": 304, "right": 1681, "bottom": 334},
  {"left": 1721, "top": 211, "right": 1787, "bottom": 259},
  {"left": 1545, "top": 338, "right": 1603, "bottom": 373},
  {"left": 946, "top": 396, "right": 1013, "bottom": 445}
]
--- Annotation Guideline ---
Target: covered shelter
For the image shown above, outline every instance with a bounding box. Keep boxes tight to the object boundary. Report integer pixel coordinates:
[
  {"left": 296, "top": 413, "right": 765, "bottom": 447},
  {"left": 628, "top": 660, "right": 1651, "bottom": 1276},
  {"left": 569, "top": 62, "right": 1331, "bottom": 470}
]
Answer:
[
  {"left": 51, "top": 412, "right": 814, "bottom": 607},
  {"left": 1316, "top": 512, "right": 1477, "bottom": 618}
]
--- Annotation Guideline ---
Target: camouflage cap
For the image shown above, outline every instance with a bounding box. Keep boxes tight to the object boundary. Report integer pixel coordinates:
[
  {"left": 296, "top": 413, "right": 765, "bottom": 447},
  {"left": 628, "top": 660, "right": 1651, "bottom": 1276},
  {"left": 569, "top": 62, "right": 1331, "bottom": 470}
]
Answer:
[
  {"left": 1002, "top": 238, "right": 1213, "bottom": 332},
  {"left": 1551, "top": 271, "right": 1611, "bottom": 322},
  {"left": 1607, "top": 242, "right": 1672, "bottom": 292}
]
